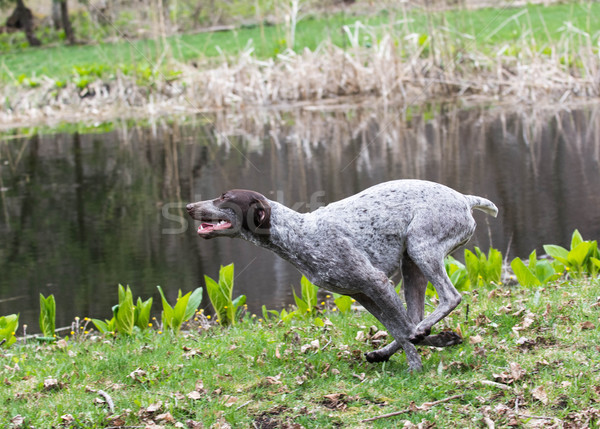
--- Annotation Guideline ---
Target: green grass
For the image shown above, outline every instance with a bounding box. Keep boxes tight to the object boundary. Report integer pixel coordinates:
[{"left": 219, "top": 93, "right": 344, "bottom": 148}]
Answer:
[
  {"left": 2, "top": 2, "right": 599, "bottom": 85},
  {"left": 2, "top": 277, "right": 599, "bottom": 427}
]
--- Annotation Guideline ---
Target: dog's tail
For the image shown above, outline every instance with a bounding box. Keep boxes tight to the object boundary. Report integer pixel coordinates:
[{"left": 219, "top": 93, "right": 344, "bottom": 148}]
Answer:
[{"left": 466, "top": 195, "right": 498, "bottom": 217}]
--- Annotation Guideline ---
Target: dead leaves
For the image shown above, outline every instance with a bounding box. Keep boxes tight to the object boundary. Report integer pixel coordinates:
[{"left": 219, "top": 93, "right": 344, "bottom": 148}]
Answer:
[
  {"left": 354, "top": 325, "right": 389, "bottom": 349},
  {"left": 531, "top": 386, "right": 549, "bottom": 405},
  {"left": 580, "top": 321, "right": 596, "bottom": 330},
  {"left": 322, "top": 393, "right": 358, "bottom": 411},
  {"left": 512, "top": 311, "right": 536, "bottom": 335}
]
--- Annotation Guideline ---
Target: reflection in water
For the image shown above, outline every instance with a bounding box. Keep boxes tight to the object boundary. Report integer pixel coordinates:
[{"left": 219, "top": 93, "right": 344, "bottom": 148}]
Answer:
[{"left": 1, "top": 105, "right": 599, "bottom": 329}]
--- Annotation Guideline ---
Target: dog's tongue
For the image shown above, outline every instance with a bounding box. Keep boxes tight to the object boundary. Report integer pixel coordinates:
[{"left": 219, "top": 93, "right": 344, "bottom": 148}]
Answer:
[{"left": 198, "top": 221, "right": 232, "bottom": 234}]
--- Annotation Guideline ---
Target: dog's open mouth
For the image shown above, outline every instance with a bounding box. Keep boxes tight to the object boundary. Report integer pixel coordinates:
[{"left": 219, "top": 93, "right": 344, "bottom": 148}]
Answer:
[{"left": 197, "top": 220, "right": 232, "bottom": 235}]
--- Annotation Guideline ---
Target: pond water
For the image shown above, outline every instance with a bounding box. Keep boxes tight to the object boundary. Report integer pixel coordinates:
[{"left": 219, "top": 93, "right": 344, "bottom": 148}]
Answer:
[{"left": 1, "top": 104, "right": 599, "bottom": 330}]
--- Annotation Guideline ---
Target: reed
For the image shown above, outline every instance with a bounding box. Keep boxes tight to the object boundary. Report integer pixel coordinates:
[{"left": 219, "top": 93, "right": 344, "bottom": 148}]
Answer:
[{"left": 1, "top": 3, "right": 599, "bottom": 126}]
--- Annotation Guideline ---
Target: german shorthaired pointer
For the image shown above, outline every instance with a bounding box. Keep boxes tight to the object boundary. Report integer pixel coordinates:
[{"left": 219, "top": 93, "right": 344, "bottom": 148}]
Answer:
[{"left": 186, "top": 180, "right": 497, "bottom": 371}]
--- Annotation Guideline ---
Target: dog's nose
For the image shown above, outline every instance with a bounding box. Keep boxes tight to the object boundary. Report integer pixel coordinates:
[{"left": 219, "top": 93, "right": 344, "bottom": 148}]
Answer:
[{"left": 186, "top": 203, "right": 194, "bottom": 212}]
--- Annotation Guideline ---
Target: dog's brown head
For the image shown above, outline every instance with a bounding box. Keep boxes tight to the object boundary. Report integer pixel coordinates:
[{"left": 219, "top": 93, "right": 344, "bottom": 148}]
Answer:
[{"left": 186, "top": 190, "right": 271, "bottom": 239}]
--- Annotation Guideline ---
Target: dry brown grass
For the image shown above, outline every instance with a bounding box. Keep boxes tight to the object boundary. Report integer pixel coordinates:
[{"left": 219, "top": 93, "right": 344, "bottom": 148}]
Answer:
[{"left": 1, "top": 16, "right": 599, "bottom": 128}]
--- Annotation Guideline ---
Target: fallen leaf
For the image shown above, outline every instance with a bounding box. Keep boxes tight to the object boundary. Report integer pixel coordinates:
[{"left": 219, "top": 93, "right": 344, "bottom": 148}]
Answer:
[
  {"left": 156, "top": 412, "right": 175, "bottom": 422},
  {"left": 509, "top": 362, "right": 525, "bottom": 381},
  {"left": 146, "top": 402, "right": 162, "bottom": 413},
  {"left": 222, "top": 395, "right": 238, "bottom": 407},
  {"left": 60, "top": 414, "right": 74, "bottom": 424},
  {"left": 355, "top": 331, "right": 366, "bottom": 342},
  {"left": 187, "top": 391, "right": 202, "bottom": 400},
  {"left": 469, "top": 334, "right": 483, "bottom": 344},
  {"left": 371, "top": 331, "right": 388, "bottom": 341},
  {"left": 581, "top": 321, "right": 596, "bottom": 330},
  {"left": 127, "top": 368, "right": 147, "bottom": 382},
  {"left": 185, "top": 420, "right": 203, "bottom": 429},
  {"left": 43, "top": 378, "right": 62, "bottom": 391},
  {"left": 10, "top": 415, "right": 24, "bottom": 427},
  {"left": 532, "top": 386, "right": 549, "bottom": 405},
  {"left": 265, "top": 374, "right": 282, "bottom": 385}
]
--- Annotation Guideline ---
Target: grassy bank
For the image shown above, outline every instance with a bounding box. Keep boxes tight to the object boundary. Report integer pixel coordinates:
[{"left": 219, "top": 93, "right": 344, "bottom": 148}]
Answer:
[
  {"left": 1, "top": 1, "right": 600, "bottom": 127},
  {"left": 2, "top": 2, "right": 599, "bottom": 84},
  {"left": 2, "top": 277, "right": 600, "bottom": 427}
]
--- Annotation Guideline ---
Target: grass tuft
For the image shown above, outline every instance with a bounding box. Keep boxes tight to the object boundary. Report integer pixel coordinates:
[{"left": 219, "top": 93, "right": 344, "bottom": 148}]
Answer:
[{"left": 1, "top": 277, "right": 599, "bottom": 427}]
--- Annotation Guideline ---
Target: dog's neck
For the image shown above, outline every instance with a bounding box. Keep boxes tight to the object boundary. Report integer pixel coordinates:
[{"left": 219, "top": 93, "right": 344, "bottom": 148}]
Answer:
[{"left": 241, "top": 200, "right": 310, "bottom": 265}]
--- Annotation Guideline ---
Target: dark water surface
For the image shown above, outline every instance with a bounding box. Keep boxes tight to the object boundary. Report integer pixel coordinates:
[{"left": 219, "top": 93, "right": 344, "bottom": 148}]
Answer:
[{"left": 1, "top": 105, "right": 599, "bottom": 329}]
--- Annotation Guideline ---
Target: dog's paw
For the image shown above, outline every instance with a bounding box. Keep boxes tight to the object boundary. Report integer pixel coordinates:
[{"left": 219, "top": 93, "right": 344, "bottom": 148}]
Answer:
[
  {"left": 408, "top": 327, "right": 431, "bottom": 344},
  {"left": 419, "top": 330, "right": 462, "bottom": 347},
  {"left": 365, "top": 350, "right": 391, "bottom": 363}
]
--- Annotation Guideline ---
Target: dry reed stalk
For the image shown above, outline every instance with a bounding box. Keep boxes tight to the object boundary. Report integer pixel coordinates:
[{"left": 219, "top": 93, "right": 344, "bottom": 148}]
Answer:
[{"left": 1, "top": 19, "right": 599, "bottom": 127}]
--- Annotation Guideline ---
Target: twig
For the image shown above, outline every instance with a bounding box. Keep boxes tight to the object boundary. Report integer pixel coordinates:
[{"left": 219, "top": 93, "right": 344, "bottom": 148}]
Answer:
[
  {"left": 480, "top": 380, "right": 512, "bottom": 391},
  {"left": 483, "top": 416, "right": 495, "bottom": 429},
  {"left": 235, "top": 400, "right": 252, "bottom": 410},
  {"left": 97, "top": 390, "right": 115, "bottom": 414},
  {"left": 517, "top": 414, "right": 558, "bottom": 421},
  {"left": 361, "top": 394, "right": 464, "bottom": 422}
]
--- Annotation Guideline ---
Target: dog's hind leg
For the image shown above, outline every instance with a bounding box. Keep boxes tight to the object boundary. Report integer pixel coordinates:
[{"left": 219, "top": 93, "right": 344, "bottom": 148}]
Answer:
[
  {"left": 402, "top": 254, "right": 427, "bottom": 325},
  {"left": 404, "top": 213, "right": 473, "bottom": 344},
  {"left": 352, "top": 292, "right": 422, "bottom": 371},
  {"left": 402, "top": 255, "right": 463, "bottom": 348}
]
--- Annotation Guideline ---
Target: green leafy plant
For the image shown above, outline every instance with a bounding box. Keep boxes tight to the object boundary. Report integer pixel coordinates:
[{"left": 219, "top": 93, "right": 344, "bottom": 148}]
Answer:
[
  {"left": 426, "top": 256, "right": 471, "bottom": 298},
  {"left": 204, "top": 264, "right": 246, "bottom": 326},
  {"left": 91, "top": 285, "right": 153, "bottom": 336},
  {"left": 445, "top": 256, "right": 471, "bottom": 291},
  {"left": 543, "top": 230, "right": 600, "bottom": 278},
  {"left": 333, "top": 293, "right": 353, "bottom": 313},
  {"left": 293, "top": 275, "right": 319, "bottom": 317},
  {"left": 157, "top": 286, "right": 203, "bottom": 332},
  {"left": 38, "top": 294, "right": 56, "bottom": 340},
  {"left": 0, "top": 314, "right": 19, "bottom": 348},
  {"left": 464, "top": 247, "right": 503, "bottom": 287},
  {"left": 261, "top": 305, "right": 295, "bottom": 323},
  {"left": 134, "top": 296, "right": 153, "bottom": 331},
  {"left": 510, "top": 250, "right": 563, "bottom": 287}
]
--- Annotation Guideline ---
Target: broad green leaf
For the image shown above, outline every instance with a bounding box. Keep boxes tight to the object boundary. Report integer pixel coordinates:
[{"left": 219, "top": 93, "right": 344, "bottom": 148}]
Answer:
[
  {"left": 184, "top": 288, "right": 203, "bottom": 322},
  {"left": 568, "top": 242, "right": 592, "bottom": 269},
  {"left": 313, "top": 317, "right": 325, "bottom": 327},
  {"left": 528, "top": 250, "right": 538, "bottom": 269},
  {"left": 261, "top": 305, "right": 279, "bottom": 321},
  {"left": 543, "top": 245, "right": 569, "bottom": 265},
  {"left": 487, "top": 248, "right": 503, "bottom": 283},
  {"left": 293, "top": 289, "right": 309, "bottom": 315},
  {"left": 219, "top": 264, "right": 235, "bottom": 300},
  {"left": 134, "top": 297, "right": 153, "bottom": 330},
  {"left": 300, "top": 275, "right": 318, "bottom": 308},
  {"left": 591, "top": 257, "right": 600, "bottom": 270},
  {"left": 464, "top": 249, "right": 480, "bottom": 287},
  {"left": 0, "top": 314, "right": 19, "bottom": 347},
  {"left": 334, "top": 295, "right": 352, "bottom": 313},
  {"left": 39, "top": 294, "right": 56, "bottom": 338},
  {"left": 205, "top": 275, "right": 227, "bottom": 325},
  {"left": 510, "top": 258, "right": 541, "bottom": 288},
  {"left": 115, "top": 291, "right": 134, "bottom": 335},
  {"left": 535, "top": 260, "right": 559, "bottom": 284},
  {"left": 571, "top": 229, "right": 584, "bottom": 250},
  {"left": 157, "top": 286, "right": 175, "bottom": 330},
  {"left": 172, "top": 291, "right": 192, "bottom": 331},
  {"left": 91, "top": 319, "right": 109, "bottom": 334}
]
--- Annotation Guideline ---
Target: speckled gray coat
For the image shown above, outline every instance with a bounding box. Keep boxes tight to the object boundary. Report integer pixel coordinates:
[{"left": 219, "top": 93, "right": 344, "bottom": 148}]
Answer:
[{"left": 187, "top": 180, "right": 498, "bottom": 371}]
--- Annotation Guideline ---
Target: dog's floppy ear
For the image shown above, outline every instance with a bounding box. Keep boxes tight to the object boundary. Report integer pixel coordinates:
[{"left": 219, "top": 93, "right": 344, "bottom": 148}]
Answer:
[{"left": 250, "top": 198, "right": 271, "bottom": 233}]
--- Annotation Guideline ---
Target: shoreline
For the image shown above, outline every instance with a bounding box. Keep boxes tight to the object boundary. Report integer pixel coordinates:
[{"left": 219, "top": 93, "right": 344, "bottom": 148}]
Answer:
[{"left": 2, "top": 38, "right": 599, "bottom": 130}]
